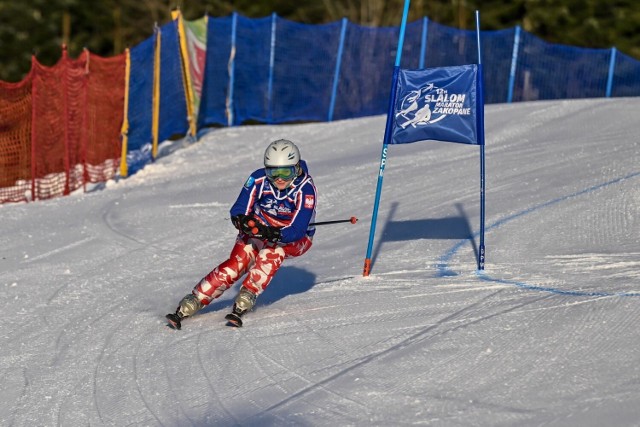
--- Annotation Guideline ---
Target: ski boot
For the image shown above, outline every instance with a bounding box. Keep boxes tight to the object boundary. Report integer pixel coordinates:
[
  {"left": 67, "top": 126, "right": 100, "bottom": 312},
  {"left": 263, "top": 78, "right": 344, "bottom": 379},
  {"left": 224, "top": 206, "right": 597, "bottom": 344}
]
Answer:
[
  {"left": 166, "top": 294, "right": 203, "bottom": 330},
  {"left": 225, "top": 287, "right": 256, "bottom": 327}
]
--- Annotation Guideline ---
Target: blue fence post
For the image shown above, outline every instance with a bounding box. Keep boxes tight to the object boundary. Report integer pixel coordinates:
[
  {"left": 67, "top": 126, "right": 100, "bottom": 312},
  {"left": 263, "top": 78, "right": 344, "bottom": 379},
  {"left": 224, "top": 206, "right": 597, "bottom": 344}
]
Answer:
[
  {"left": 606, "top": 47, "right": 617, "bottom": 98},
  {"left": 226, "top": 12, "right": 238, "bottom": 126},
  {"left": 507, "top": 25, "right": 521, "bottom": 103},
  {"left": 268, "top": 13, "right": 277, "bottom": 122},
  {"left": 328, "top": 17, "right": 348, "bottom": 122},
  {"left": 419, "top": 16, "right": 429, "bottom": 69}
]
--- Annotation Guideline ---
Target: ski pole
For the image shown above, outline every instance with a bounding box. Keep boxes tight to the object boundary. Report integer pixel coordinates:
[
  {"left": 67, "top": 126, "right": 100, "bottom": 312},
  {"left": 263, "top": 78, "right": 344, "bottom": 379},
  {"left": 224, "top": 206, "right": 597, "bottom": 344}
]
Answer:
[
  {"left": 242, "top": 217, "right": 358, "bottom": 234},
  {"left": 310, "top": 216, "right": 358, "bottom": 226},
  {"left": 228, "top": 216, "right": 358, "bottom": 233}
]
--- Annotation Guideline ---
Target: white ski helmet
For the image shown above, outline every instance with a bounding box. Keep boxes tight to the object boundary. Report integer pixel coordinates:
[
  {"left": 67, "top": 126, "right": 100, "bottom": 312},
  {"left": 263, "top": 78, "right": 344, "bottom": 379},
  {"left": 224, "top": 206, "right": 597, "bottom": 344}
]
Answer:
[{"left": 264, "top": 139, "right": 300, "bottom": 167}]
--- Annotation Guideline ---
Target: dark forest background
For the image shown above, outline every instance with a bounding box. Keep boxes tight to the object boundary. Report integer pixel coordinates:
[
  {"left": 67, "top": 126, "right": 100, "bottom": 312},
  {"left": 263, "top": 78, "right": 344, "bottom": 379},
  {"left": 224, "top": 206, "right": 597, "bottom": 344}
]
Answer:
[{"left": 1, "top": 0, "right": 639, "bottom": 82}]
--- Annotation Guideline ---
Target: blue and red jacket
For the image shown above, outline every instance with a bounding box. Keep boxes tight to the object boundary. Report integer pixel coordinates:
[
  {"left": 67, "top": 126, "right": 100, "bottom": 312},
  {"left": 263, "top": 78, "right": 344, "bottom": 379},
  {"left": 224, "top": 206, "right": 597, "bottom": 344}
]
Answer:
[{"left": 230, "top": 161, "right": 317, "bottom": 243}]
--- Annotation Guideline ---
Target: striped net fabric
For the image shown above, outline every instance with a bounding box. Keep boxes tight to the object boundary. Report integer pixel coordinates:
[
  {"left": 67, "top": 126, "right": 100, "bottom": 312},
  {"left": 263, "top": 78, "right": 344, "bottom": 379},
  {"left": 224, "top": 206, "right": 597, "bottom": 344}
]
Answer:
[
  {"left": 0, "top": 71, "right": 32, "bottom": 203},
  {"left": 31, "top": 49, "right": 87, "bottom": 200},
  {"left": 84, "top": 53, "right": 125, "bottom": 183},
  {"left": 0, "top": 48, "right": 125, "bottom": 204}
]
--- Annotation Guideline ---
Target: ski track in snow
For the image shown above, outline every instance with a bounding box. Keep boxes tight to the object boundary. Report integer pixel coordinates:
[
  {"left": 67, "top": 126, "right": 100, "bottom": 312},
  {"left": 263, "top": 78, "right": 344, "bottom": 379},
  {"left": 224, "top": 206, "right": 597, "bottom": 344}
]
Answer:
[{"left": 440, "top": 169, "right": 640, "bottom": 297}]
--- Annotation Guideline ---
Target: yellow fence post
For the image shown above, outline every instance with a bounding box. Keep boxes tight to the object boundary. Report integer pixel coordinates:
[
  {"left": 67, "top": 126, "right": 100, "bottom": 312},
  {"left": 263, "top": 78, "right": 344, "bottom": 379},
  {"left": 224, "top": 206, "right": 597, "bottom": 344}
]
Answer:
[
  {"left": 120, "top": 48, "right": 131, "bottom": 177},
  {"left": 152, "top": 25, "right": 161, "bottom": 159},
  {"left": 172, "top": 9, "right": 197, "bottom": 139}
]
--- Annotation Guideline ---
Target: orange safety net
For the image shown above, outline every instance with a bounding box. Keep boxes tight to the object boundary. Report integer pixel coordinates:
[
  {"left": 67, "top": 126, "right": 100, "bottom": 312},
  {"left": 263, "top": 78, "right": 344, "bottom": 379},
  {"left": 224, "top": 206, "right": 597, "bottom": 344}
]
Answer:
[
  {"left": 0, "top": 71, "right": 33, "bottom": 203},
  {"left": 2, "top": 48, "right": 126, "bottom": 203},
  {"left": 31, "top": 49, "right": 88, "bottom": 199},
  {"left": 84, "top": 53, "right": 126, "bottom": 183}
]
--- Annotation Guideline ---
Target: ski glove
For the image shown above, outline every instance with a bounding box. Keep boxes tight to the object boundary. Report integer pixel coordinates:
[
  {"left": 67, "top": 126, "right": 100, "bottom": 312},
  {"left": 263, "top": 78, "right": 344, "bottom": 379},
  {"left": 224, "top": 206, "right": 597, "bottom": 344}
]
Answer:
[
  {"left": 250, "top": 222, "right": 282, "bottom": 243},
  {"left": 231, "top": 215, "right": 281, "bottom": 243},
  {"left": 231, "top": 214, "right": 255, "bottom": 234}
]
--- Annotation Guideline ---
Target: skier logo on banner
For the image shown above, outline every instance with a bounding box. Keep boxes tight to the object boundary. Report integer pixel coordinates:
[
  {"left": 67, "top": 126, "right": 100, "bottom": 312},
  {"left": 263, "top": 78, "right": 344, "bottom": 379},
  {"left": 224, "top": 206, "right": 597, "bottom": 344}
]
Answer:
[
  {"left": 396, "top": 84, "right": 472, "bottom": 129},
  {"left": 391, "top": 64, "right": 482, "bottom": 146}
]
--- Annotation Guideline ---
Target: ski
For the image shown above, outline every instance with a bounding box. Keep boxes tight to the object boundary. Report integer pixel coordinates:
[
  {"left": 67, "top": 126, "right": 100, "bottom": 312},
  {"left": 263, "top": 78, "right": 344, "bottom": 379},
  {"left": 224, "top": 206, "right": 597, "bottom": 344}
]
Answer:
[
  {"left": 225, "top": 312, "right": 243, "bottom": 327},
  {"left": 166, "top": 311, "right": 246, "bottom": 329},
  {"left": 166, "top": 313, "right": 183, "bottom": 330}
]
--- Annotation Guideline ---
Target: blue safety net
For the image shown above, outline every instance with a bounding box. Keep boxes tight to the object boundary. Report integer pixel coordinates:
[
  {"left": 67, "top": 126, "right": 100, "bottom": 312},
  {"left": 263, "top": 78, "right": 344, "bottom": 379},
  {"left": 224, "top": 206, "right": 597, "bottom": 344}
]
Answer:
[
  {"left": 515, "top": 31, "right": 612, "bottom": 101},
  {"left": 127, "top": 14, "right": 640, "bottom": 153},
  {"left": 158, "top": 21, "right": 189, "bottom": 142},
  {"left": 611, "top": 51, "right": 640, "bottom": 98},
  {"left": 270, "top": 18, "right": 343, "bottom": 123},
  {"left": 127, "top": 36, "right": 154, "bottom": 152},
  {"left": 197, "top": 16, "right": 233, "bottom": 129}
]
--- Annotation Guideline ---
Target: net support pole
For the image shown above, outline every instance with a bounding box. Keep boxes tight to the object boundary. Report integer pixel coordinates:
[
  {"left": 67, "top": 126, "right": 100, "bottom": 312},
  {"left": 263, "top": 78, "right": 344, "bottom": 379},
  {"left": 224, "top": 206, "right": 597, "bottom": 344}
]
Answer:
[
  {"left": 363, "top": 0, "right": 411, "bottom": 277},
  {"left": 419, "top": 16, "right": 428, "bottom": 69},
  {"left": 606, "top": 47, "right": 617, "bottom": 98},
  {"left": 507, "top": 25, "right": 520, "bottom": 103},
  {"left": 120, "top": 48, "right": 131, "bottom": 178},
  {"left": 476, "top": 11, "right": 486, "bottom": 271},
  {"left": 328, "top": 18, "right": 348, "bottom": 122},
  {"left": 226, "top": 12, "right": 237, "bottom": 127},
  {"left": 152, "top": 25, "right": 161, "bottom": 160},
  {"left": 267, "top": 13, "right": 277, "bottom": 122}
]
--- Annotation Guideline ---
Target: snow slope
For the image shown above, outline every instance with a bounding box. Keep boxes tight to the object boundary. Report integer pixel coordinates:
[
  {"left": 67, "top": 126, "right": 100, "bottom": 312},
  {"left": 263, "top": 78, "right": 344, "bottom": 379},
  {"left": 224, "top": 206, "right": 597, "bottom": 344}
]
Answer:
[{"left": 1, "top": 97, "right": 639, "bottom": 426}]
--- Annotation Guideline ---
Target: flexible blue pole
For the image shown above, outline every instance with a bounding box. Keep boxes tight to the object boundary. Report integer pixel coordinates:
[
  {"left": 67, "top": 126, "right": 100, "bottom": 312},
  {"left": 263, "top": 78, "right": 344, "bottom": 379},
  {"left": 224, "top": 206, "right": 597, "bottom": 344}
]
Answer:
[
  {"left": 328, "top": 18, "right": 348, "bottom": 122},
  {"left": 606, "top": 47, "right": 617, "bottom": 98},
  {"left": 363, "top": 0, "right": 411, "bottom": 276},
  {"left": 476, "top": 10, "right": 486, "bottom": 271},
  {"left": 507, "top": 25, "right": 521, "bottom": 103},
  {"left": 419, "top": 16, "right": 429, "bottom": 69},
  {"left": 267, "top": 13, "right": 277, "bottom": 122}
]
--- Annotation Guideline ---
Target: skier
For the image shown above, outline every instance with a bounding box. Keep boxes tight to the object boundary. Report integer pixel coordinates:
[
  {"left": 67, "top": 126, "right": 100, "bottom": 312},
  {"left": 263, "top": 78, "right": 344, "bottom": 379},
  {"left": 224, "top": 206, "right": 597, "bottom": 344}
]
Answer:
[{"left": 166, "top": 139, "right": 317, "bottom": 328}]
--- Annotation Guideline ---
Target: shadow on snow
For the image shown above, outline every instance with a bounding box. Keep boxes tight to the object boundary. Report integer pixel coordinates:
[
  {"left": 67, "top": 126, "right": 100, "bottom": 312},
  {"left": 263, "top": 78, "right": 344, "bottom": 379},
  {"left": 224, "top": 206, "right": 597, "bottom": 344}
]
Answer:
[
  {"left": 370, "top": 201, "right": 478, "bottom": 271},
  {"left": 199, "top": 266, "right": 317, "bottom": 314}
]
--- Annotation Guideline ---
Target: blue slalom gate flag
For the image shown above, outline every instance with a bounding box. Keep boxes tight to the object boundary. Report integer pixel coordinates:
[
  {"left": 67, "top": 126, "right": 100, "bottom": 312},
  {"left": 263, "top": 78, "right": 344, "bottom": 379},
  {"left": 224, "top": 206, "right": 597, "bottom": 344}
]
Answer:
[
  {"left": 392, "top": 64, "right": 484, "bottom": 146},
  {"left": 364, "top": 7, "right": 488, "bottom": 276}
]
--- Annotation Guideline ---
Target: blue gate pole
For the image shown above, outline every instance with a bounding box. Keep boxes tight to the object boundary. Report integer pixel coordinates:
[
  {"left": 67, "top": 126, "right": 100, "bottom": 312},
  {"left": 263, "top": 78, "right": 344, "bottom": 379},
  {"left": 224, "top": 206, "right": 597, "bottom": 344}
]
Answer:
[
  {"left": 363, "top": 0, "right": 411, "bottom": 276},
  {"left": 507, "top": 25, "right": 521, "bottom": 103},
  {"left": 476, "top": 10, "right": 486, "bottom": 271},
  {"left": 606, "top": 47, "right": 617, "bottom": 98},
  {"left": 328, "top": 18, "right": 348, "bottom": 122}
]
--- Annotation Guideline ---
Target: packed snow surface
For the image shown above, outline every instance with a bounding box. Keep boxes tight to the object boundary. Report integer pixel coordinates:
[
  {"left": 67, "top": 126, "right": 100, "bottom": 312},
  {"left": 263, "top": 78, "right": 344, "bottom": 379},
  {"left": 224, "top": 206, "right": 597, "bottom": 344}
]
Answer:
[{"left": 1, "top": 98, "right": 639, "bottom": 426}]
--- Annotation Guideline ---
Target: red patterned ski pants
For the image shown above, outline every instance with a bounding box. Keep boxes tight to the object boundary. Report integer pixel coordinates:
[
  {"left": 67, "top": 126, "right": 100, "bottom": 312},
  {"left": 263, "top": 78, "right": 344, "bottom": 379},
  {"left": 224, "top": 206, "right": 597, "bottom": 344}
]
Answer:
[{"left": 192, "top": 234, "right": 312, "bottom": 304}]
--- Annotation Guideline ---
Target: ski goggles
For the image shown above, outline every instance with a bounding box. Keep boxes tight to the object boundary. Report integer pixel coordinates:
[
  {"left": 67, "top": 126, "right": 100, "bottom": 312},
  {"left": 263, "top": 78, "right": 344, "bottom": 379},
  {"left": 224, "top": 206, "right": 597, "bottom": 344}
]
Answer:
[{"left": 265, "top": 165, "right": 297, "bottom": 181}]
